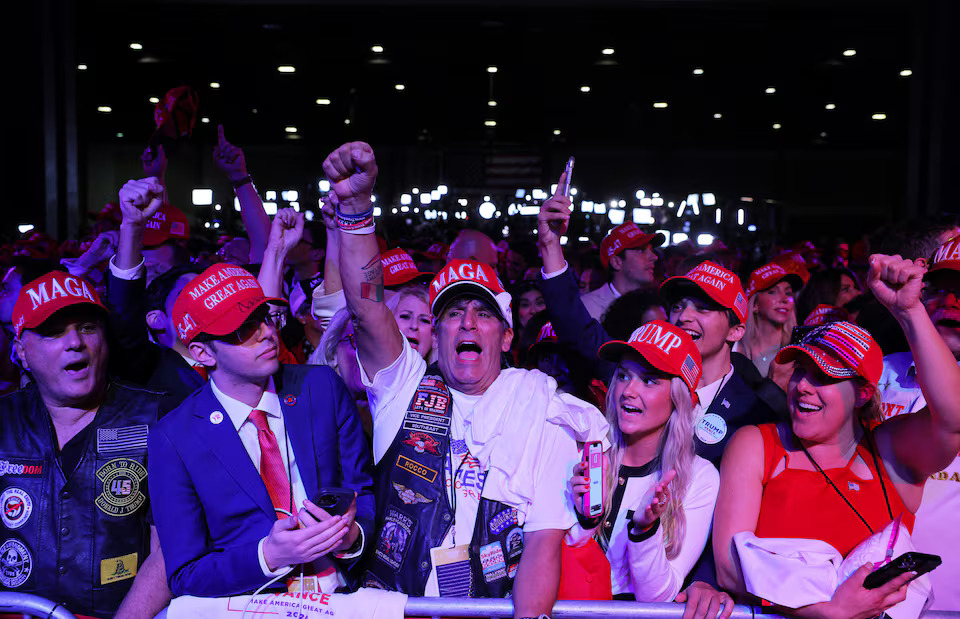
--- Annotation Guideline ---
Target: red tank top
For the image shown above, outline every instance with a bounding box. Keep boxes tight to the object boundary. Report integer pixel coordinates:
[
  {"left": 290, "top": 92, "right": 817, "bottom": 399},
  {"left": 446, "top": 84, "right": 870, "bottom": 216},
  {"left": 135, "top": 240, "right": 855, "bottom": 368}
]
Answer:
[{"left": 754, "top": 423, "right": 914, "bottom": 557}]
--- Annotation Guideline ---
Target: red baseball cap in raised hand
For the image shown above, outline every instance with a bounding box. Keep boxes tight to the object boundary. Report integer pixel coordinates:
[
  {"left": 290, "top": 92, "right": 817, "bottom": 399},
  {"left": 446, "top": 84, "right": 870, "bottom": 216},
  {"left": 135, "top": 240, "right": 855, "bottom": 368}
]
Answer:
[
  {"left": 12, "top": 271, "right": 107, "bottom": 338},
  {"left": 745, "top": 262, "right": 805, "bottom": 297},
  {"left": 428, "top": 259, "right": 513, "bottom": 328},
  {"left": 598, "top": 320, "right": 702, "bottom": 392},
  {"left": 172, "top": 263, "right": 287, "bottom": 344},
  {"left": 599, "top": 223, "right": 666, "bottom": 269},
  {"left": 143, "top": 204, "right": 189, "bottom": 247},
  {"left": 382, "top": 249, "right": 432, "bottom": 288},
  {"left": 775, "top": 320, "right": 882, "bottom": 387},
  {"left": 660, "top": 260, "right": 749, "bottom": 324}
]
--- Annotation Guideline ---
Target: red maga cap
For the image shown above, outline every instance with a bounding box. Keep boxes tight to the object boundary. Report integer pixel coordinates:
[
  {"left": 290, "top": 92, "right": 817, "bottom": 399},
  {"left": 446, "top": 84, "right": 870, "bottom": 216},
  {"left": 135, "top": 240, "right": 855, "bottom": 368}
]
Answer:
[
  {"left": 13, "top": 272, "right": 106, "bottom": 338},
  {"left": 599, "top": 223, "right": 665, "bottom": 269},
  {"left": 803, "top": 304, "right": 850, "bottom": 327},
  {"left": 143, "top": 204, "right": 189, "bottom": 247},
  {"left": 746, "top": 262, "right": 805, "bottom": 297},
  {"left": 660, "top": 260, "right": 749, "bottom": 324},
  {"left": 776, "top": 321, "right": 882, "bottom": 387},
  {"left": 428, "top": 260, "right": 512, "bottom": 328},
  {"left": 529, "top": 321, "right": 559, "bottom": 352},
  {"left": 773, "top": 252, "right": 812, "bottom": 286},
  {"left": 927, "top": 235, "right": 960, "bottom": 276},
  {"left": 172, "top": 263, "right": 287, "bottom": 344},
  {"left": 382, "top": 249, "right": 432, "bottom": 288},
  {"left": 598, "top": 320, "right": 702, "bottom": 392}
]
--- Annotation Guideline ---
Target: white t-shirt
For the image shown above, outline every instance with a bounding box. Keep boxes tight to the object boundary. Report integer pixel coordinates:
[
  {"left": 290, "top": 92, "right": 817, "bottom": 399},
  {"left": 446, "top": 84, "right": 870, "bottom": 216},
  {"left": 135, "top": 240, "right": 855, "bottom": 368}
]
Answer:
[
  {"left": 878, "top": 352, "right": 960, "bottom": 610},
  {"left": 361, "top": 340, "right": 581, "bottom": 596},
  {"left": 602, "top": 457, "right": 719, "bottom": 601}
]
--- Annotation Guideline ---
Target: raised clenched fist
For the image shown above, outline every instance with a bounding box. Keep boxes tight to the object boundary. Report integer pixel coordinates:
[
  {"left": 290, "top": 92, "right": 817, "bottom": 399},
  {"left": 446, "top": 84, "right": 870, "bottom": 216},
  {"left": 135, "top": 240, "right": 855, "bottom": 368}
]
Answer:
[
  {"left": 118, "top": 177, "right": 164, "bottom": 227},
  {"left": 321, "top": 142, "right": 378, "bottom": 212}
]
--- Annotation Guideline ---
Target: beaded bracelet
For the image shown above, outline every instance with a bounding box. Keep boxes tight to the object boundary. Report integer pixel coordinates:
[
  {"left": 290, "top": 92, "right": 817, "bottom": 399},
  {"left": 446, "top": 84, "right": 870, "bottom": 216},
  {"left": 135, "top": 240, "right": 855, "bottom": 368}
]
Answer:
[
  {"left": 336, "top": 205, "right": 375, "bottom": 232},
  {"left": 231, "top": 175, "right": 253, "bottom": 189}
]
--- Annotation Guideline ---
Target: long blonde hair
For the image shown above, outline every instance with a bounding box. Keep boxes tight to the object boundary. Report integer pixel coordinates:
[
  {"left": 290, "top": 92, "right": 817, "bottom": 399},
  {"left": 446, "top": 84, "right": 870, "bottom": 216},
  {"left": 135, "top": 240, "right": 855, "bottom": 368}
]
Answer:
[
  {"left": 601, "top": 374, "right": 696, "bottom": 559},
  {"left": 741, "top": 291, "right": 796, "bottom": 363}
]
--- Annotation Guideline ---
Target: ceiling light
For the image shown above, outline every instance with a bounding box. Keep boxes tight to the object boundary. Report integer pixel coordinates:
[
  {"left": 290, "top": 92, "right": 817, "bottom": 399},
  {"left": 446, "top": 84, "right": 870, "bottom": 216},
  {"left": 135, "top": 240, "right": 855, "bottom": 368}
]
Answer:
[
  {"left": 201, "top": 117, "right": 210, "bottom": 123},
  {"left": 553, "top": 129, "right": 561, "bottom": 135},
  {"left": 372, "top": 45, "right": 384, "bottom": 53},
  {"left": 344, "top": 118, "right": 351, "bottom": 125},
  {"left": 843, "top": 49, "right": 857, "bottom": 57},
  {"left": 77, "top": 64, "right": 87, "bottom": 71},
  {"left": 192, "top": 189, "right": 213, "bottom": 206},
  {"left": 148, "top": 96, "right": 159, "bottom": 104},
  {"left": 285, "top": 126, "right": 297, "bottom": 133},
  {"left": 488, "top": 100, "right": 497, "bottom": 107},
  {"left": 116, "top": 132, "right": 124, "bottom": 138},
  {"left": 872, "top": 113, "right": 887, "bottom": 120},
  {"left": 209, "top": 82, "right": 220, "bottom": 89},
  {"left": 97, "top": 106, "right": 112, "bottom": 113},
  {"left": 484, "top": 120, "right": 497, "bottom": 127},
  {"left": 602, "top": 48, "right": 615, "bottom": 55},
  {"left": 129, "top": 42, "right": 143, "bottom": 50},
  {"left": 653, "top": 101, "right": 668, "bottom": 109},
  {"left": 900, "top": 69, "right": 912, "bottom": 77},
  {"left": 765, "top": 87, "right": 776, "bottom": 94},
  {"left": 395, "top": 84, "right": 405, "bottom": 91},
  {"left": 316, "top": 98, "right": 331, "bottom": 105},
  {"left": 713, "top": 113, "right": 722, "bottom": 119},
  {"left": 580, "top": 85, "right": 591, "bottom": 93},
  {"left": 487, "top": 66, "right": 498, "bottom": 73},
  {"left": 825, "top": 103, "right": 836, "bottom": 110},
  {"left": 277, "top": 65, "right": 295, "bottom": 73},
  {"left": 772, "top": 123, "right": 782, "bottom": 129},
  {"left": 693, "top": 68, "right": 704, "bottom": 75}
]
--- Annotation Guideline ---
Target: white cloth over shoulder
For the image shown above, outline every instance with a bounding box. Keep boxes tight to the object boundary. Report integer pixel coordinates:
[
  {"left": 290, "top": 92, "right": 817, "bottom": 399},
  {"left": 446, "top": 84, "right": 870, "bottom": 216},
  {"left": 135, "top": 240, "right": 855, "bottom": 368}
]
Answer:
[
  {"left": 167, "top": 588, "right": 407, "bottom": 619},
  {"left": 461, "top": 367, "right": 610, "bottom": 523},
  {"left": 735, "top": 519, "right": 932, "bottom": 619}
]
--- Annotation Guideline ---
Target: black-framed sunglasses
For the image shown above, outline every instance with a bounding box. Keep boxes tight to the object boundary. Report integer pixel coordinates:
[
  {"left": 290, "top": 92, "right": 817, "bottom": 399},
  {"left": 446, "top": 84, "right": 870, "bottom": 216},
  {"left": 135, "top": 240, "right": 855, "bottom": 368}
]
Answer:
[
  {"left": 338, "top": 332, "right": 357, "bottom": 349},
  {"left": 226, "top": 308, "right": 286, "bottom": 344}
]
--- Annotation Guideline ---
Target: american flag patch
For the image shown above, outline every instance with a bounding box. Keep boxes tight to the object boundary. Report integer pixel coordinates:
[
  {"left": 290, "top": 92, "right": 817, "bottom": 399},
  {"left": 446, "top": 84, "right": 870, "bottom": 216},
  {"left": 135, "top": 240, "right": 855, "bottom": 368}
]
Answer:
[
  {"left": 680, "top": 354, "right": 700, "bottom": 387},
  {"left": 97, "top": 425, "right": 149, "bottom": 454}
]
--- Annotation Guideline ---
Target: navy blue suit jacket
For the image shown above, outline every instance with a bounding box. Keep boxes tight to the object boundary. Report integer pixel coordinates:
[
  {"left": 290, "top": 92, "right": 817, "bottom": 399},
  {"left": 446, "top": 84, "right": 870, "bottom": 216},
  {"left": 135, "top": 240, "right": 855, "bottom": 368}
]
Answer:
[{"left": 148, "top": 364, "right": 375, "bottom": 597}]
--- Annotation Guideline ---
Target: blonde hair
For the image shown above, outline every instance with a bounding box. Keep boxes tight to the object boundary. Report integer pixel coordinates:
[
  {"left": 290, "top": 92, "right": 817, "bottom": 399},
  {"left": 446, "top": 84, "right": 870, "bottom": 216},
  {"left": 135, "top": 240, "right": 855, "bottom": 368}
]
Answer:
[
  {"left": 309, "top": 307, "right": 353, "bottom": 369},
  {"left": 601, "top": 374, "right": 696, "bottom": 559},
  {"left": 740, "top": 290, "right": 796, "bottom": 365}
]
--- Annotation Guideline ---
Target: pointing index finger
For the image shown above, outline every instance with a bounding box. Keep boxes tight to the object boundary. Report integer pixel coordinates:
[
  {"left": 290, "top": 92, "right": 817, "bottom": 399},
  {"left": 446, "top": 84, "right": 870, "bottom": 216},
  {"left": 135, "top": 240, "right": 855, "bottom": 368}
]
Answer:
[{"left": 217, "top": 124, "right": 226, "bottom": 148}]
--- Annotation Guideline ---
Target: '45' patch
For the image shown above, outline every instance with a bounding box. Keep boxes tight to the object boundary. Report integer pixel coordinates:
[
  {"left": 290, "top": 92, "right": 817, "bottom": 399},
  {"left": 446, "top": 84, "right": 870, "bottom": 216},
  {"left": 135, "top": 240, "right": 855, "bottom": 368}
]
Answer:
[{"left": 96, "top": 458, "right": 147, "bottom": 517}]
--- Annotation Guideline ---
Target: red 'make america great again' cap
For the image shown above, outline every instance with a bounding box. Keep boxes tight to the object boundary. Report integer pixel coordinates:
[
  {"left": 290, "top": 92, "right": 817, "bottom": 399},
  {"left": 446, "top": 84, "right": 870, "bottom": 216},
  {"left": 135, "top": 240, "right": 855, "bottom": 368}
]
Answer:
[
  {"left": 660, "top": 260, "right": 749, "bottom": 324},
  {"left": 172, "top": 263, "right": 287, "bottom": 344},
  {"left": 13, "top": 271, "right": 107, "bottom": 338},
  {"left": 428, "top": 259, "right": 513, "bottom": 328}
]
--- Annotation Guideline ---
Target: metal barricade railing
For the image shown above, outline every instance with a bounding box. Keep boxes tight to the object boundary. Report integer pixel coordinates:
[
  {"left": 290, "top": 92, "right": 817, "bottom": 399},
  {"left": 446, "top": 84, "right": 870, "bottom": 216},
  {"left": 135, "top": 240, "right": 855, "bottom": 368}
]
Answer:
[
  {"left": 403, "top": 598, "right": 960, "bottom": 619},
  {"left": 0, "top": 593, "right": 77, "bottom": 619}
]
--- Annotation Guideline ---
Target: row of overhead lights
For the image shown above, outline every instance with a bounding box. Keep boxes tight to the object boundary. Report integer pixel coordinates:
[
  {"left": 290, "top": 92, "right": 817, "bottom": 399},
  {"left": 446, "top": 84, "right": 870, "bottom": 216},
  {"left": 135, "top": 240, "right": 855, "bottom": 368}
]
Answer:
[{"left": 84, "top": 43, "right": 907, "bottom": 134}]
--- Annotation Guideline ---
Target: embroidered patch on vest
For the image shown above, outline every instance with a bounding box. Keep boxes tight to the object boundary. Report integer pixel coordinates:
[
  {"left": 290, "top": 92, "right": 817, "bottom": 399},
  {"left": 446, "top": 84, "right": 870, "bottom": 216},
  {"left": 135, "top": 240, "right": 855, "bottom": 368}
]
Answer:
[
  {"left": 0, "top": 488, "right": 33, "bottom": 530},
  {"left": 0, "top": 538, "right": 31, "bottom": 588},
  {"left": 479, "top": 541, "right": 507, "bottom": 583},
  {"left": 0, "top": 460, "right": 43, "bottom": 477},
  {"left": 505, "top": 527, "right": 524, "bottom": 560},
  {"left": 95, "top": 458, "right": 148, "bottom": 517},
  {"left": 393, "top": 482, "right": 432, "bottom": 505},
  {"left": 396, "top": 455, "right": 438, "bottom": 483},
  {"left": 402, "top": 381, "right": 452, "bottom": 437},
  {"left": 100, "top": 552, "right": 138, "bottom": 584},
  {"left": 402, "top": 431, "right": 441, "bottom": 455},
  {"left": 376, "top": 508, "right": 415, "bottom": 570},
  {"left": 488, "top": 508, "right": 518, "bottom": 535},
  {"left": 97, "top": 425, "right": 148, "bottom": 454}
]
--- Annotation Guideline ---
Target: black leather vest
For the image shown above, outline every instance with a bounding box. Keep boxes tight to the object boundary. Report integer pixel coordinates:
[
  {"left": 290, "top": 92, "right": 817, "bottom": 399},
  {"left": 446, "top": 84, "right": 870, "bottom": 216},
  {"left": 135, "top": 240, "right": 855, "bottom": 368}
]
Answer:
[
  {"left": 362, "top": 366, "right": 524, "bottom": 597},
  {"left": 0, "top": 381, "right": 161, "bottom": 618}
]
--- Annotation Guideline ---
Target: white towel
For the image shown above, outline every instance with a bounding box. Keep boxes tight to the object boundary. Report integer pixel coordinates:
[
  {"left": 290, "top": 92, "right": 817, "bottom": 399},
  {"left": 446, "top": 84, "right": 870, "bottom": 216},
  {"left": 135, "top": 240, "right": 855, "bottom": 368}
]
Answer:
[
  {"left": 167, "top": 587, "right": 407, "bottom": 619},
  {"left": 735, "top": 521, "right": 932, "bottom": 619},
  {"left": 462, "top": 368, "right": 610, "bottom": 523}
]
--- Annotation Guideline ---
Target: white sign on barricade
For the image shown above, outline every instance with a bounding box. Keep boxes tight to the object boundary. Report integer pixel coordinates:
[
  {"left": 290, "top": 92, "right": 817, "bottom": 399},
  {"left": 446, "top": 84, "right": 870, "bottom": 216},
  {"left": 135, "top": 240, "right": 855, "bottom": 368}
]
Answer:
[{"left": 167, "top": 587, "right": 407, "bottom": 619}]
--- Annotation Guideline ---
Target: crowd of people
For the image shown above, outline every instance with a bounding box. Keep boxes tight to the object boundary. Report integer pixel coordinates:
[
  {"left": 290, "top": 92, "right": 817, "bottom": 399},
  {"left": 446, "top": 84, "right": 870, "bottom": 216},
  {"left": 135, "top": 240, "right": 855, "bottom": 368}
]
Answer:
[{"left": 0, "top": 132, "right": 958, "bottom": 619}]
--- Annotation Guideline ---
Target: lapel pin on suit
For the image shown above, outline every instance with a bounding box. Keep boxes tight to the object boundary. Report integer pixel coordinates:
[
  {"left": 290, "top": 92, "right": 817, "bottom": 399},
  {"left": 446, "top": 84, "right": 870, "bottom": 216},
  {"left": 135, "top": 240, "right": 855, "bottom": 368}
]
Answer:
[
  {"left": 210, "top": 411, "right": 224, "bottom": 425},
  {"left": 283, "top": 395, "right": 297, "bottom": 406}
]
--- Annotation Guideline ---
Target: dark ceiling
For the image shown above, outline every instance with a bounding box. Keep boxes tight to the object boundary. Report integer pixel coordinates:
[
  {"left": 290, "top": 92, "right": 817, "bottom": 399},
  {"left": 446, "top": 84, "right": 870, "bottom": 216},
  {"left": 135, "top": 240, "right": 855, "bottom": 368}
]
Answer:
[{"left": 78, "top": 1, "right": 916, "bottom": 152}]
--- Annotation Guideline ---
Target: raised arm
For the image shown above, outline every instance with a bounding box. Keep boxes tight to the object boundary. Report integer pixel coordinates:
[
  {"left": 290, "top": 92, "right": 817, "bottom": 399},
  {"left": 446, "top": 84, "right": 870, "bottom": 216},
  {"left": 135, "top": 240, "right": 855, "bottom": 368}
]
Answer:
[
  {"left": 537, "top": 170, "right": 617, "bottom": 381},
  {"left": 116, "top": 177, "right": 164, "bottom": 271},
  {"left": 213, "top": 125, "right": 271, "bottom": 263},
  {"left": 320, "top": 195, "right": 343, "bottom": 296},
  {"left": 869, "top": 254, "right": 960, "bottom": 480},
  {"left": 258, "top": 208, "right": 304, "bottom": 299},
  {"left": 321, "top": 142, "right": 403, "bottom": 377}
]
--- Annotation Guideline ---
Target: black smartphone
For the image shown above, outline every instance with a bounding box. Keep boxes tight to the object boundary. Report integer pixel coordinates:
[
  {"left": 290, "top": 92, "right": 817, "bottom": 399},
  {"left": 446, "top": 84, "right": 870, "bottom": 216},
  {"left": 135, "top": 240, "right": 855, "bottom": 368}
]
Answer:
[
  {"left": 863, "top": 552, "right": 941, "bottom": 589},
  {"left": 312, "top": 488, "right": 355, "bottom": 517},
  {"left": 561, "top": 157, "right": 575, "bottom": 198}
]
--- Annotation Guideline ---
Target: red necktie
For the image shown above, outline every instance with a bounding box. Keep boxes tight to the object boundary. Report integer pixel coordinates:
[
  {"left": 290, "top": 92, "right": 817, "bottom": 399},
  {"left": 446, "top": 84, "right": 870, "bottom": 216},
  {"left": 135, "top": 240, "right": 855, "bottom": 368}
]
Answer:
[
  {"left": 248, "top": 409, "right": 292, "bottom": 518},
  {"left": 193, "top": 364, "right": 209, "bottom": 381}
]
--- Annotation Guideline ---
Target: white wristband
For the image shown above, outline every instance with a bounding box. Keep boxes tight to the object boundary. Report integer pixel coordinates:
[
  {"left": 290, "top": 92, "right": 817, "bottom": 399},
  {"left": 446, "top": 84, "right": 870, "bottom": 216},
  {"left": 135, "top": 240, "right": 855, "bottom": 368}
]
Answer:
[{"left": 341, "top": 225, "right": 376, "bottom": 235}]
